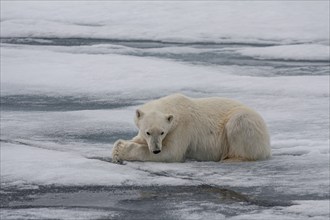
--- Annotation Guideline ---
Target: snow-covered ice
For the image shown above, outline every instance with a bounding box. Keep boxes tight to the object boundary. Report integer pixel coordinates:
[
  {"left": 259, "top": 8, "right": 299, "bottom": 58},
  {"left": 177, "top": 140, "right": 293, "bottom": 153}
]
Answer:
[
  {"left": 1, "top": 1, "right": 329, "bottom": 44},
  {"left": 1, "top": 1, "right": 329, "bottom": 220}
]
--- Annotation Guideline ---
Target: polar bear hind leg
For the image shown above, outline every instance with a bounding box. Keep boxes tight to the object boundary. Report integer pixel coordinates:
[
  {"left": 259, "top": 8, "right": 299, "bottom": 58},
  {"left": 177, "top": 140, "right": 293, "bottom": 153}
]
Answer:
[{"left": 224, "top": 108, "right": 271, "bottom": 161}]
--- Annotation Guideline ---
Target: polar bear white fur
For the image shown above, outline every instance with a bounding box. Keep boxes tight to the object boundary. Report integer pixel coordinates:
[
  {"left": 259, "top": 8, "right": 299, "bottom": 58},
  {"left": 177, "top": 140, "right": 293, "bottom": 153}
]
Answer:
[{"left": 112, "top": 93, "right": 271, "bottom": 163}]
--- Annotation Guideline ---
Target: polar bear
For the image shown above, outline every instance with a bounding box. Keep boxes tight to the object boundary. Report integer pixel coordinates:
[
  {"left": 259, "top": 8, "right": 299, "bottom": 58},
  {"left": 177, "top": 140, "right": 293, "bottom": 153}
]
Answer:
[{"left": 112, "top": 93, "right": 271, "bottom": 163}]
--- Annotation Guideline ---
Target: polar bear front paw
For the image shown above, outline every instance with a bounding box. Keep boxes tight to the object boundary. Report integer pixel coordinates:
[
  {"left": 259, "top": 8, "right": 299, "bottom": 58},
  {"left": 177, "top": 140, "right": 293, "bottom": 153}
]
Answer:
[{"left": 112, "top": 139, "right": 126, "bottom": 164}]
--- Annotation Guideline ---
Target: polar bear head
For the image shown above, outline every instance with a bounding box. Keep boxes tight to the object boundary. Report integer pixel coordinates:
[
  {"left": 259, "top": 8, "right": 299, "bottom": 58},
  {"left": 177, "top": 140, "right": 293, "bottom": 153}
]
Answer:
[{"left": 135, "top": 109, "right": 174, "bottom": 154}]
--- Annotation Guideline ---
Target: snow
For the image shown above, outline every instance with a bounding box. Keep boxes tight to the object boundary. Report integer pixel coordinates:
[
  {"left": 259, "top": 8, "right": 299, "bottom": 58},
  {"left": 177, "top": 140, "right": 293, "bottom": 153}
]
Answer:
[
  {"left": 1, "top": 1, "right": 329, "bottom": 219},
  {"left": 164, "top": 197, "right": 330, "bottom": 220},
  {"left": 1, "top": 1, "right": 329, "bottom": 44},
  {"left": 1, "top": 208, "right": 118, "bottom": 220},
  {"left": 0, "top": 143, "right": 190, "bottom": 186},
  {"left": 284, "top": 200, "right": 330, "bottom": 217},
  {"left": 228, "top": 200, "right": 330, "bottom": 220}
]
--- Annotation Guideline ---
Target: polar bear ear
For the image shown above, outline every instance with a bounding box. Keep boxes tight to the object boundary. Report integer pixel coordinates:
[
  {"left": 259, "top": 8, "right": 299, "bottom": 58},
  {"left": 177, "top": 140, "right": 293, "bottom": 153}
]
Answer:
[
  {"left": 167, "top": 114, "right": 174, "bottom": 123},
  {"left": 136, "top": 109, "right": 144, "bottom": 119}
]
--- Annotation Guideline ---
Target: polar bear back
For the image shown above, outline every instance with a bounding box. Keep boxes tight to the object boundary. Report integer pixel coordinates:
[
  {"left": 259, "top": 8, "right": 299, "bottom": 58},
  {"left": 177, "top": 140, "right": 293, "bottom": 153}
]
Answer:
[{"left": 139, "top": 93, "right": 246, "bottom": 127}]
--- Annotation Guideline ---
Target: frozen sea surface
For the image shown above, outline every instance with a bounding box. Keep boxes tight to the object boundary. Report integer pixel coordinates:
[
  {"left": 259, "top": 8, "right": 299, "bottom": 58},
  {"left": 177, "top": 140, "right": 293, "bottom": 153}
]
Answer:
[{"left": 1, "top": 2, "right": 329, "bottom": 220}]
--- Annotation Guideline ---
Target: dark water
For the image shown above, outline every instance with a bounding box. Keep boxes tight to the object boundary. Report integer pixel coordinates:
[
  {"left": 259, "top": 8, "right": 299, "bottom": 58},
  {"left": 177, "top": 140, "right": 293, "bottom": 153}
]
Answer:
[
  {"left": 0, "top": 37, "right": 277, "bottom": 48},
  {"left": 1, "top": 37, "right": 329, "bottom": 76},
  {"left": 0, "top": 94, "right": 140, "bottom": 111},
  {"left": 1, "top": 185, "right": 294, "bottom": 220}
]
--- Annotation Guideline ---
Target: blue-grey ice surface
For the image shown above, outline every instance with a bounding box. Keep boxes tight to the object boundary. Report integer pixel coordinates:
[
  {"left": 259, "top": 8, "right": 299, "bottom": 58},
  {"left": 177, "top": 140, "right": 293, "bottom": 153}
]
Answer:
[{"left": 1, "top": 2, "right": 329, "bottom": 220}]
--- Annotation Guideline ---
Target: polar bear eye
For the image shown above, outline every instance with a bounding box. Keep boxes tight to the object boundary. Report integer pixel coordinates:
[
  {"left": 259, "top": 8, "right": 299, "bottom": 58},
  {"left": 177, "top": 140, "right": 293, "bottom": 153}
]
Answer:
[
  {"left": 146, "top": 132, "right": 151, "bottom": 136},
  {"left": 160, "top": 132, "right": 164, "bottom": 135}
]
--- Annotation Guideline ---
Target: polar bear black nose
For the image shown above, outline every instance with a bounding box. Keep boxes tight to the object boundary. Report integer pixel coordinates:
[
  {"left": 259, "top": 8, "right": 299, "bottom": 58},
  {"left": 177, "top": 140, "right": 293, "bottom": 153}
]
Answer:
[{"left": 153, "top": 150, "right": 161, "bottom": 154}]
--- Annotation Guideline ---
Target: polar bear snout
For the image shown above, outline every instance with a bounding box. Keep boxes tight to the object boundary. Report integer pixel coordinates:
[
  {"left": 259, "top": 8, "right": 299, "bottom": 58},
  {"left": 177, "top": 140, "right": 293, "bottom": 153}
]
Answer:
[
  {"left": 150, "top": 143, "right": 162, "bottom": 154},
  {"left": 146, "top": 136, "right": 163, "bottom": 154},
  {"left": 153, "top": 149, "right": 161, "bottom": 154}
]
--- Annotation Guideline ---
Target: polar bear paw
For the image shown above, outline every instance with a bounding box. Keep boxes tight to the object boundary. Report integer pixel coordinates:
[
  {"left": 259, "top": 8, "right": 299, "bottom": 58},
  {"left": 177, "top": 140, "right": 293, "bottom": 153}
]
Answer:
[{"left": 112, "top": 139, "right": 126, "bottom": 164}]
